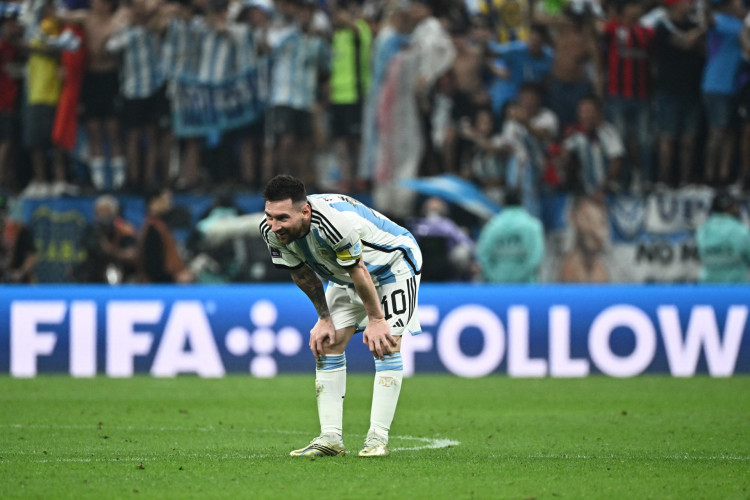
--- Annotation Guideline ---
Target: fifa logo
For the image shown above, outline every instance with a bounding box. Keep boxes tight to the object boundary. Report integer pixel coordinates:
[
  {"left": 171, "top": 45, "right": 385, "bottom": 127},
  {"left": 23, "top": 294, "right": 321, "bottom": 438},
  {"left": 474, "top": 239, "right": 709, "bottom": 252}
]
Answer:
[{"left": 378, "top": 376, "right": 396, "bottom": 388}]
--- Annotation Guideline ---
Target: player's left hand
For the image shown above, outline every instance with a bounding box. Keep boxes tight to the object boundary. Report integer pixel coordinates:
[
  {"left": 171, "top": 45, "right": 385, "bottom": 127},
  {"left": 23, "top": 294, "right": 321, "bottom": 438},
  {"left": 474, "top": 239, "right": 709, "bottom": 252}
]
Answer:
[{"left": 363, "top": 318, "right": 397, "bottom": 361}]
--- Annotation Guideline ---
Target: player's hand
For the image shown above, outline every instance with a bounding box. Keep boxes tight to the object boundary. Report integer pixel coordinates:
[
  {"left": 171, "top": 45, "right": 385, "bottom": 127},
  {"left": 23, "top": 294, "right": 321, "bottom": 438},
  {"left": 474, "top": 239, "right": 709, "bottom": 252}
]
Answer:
[
  {"left": 309, "top": 317, "right": 336, "bottom": 360},
  {"left": 363, "top": 318, "right": 397, "bottom": 361}
]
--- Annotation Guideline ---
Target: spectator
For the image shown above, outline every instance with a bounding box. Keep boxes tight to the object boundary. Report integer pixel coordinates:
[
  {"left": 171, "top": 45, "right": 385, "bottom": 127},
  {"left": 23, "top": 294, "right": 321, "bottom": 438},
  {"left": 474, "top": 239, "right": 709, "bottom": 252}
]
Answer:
[
  {"left": 543, "top": 4, "right": 602, "bottom": 130},
  {"left": 487, "top": 22, "right": 554, "bottom": 120},
  {"left": 460, "top": 106, "right": 506, "bottom": 202},
  {"left": 83, "top": 0, "right": 128, "bottom": 191},
  {"left": 372, "top": 0, "right": 455, "bottom": 216},
  {"left": 22, "top": 0, "right": 78, "bottom": 198},
  {"left": 0, "top": 8, "right": 22, "bottom": 192},
  {"left": 602, "top": 0, "right": 654, "bottom": 191},
  {"left": 476, "top": 188, "right": 544, "bottom": 282},
  {"left": 74, "top": 194, "right": 138, "bottom": 283},
  {"left": 517, "top": 81, "right": 558, "bottom": 147},
  {"left": 561, "top": 94, "right": 625, "bottom": 196},
  {"left": 329, "top": 0, "right": 371, "bottom": 191},
  {"left": 736, "top": 10, "right": 750, "bottom": 191},
  {"left": 696, "top": 191, "right": 750, "bottom": 282},
  {"left": 235, "top": 0, "right": 273, "bottom": 190},
  {"left": 653, "top": 0, "right": 706, "bottom": 187},
  {"left": 138, "top": 186, "right": 194, "bottom": 283},
  {"left": 106, "top": 0, "right": 168, "bottom": 191},
  {"left": 442, "top": 15, "right": 492, "bottom": 174},
  {"left": 358, "top": 3, "right": 410, "bottom": 187},
  {"left": 268, "top": 0, "right": 329, "bottom": 188},
  {"left": 559, "top": 195, "right": 610, "bottom": 283},
  {"left": 51, "top": 14, "right": 86, "bottom": 186},
  {"left": 702, "top": 0, "right": 745, "bottom": 185},
  {"left": 408, "top": 197, "right": 476, "bottom": 281},
  {"left": 0, "top": 196, "right": 37, "bottom": 283},
  {"left": 410, "top": 0, "right": 457, "bottom": 178},
  {"left": 160, "top": 0, "right": 208, "bottom": 191}
]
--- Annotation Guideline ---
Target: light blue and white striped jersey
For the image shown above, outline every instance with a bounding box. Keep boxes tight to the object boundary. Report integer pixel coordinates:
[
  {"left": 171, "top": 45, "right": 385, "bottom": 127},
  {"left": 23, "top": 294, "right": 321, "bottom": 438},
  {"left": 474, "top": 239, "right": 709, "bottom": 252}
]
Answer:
[
  {"left": 269, "top": 28, "right": 329, "bottom": 110},
  {"left": 562, "top": 122, "right": 625, "bottom": 195},
  {"left": 260, "top": 194, "right": 422, "bottom": 287},
  {"left": 106, "top": 25, "right": 165, "bottom": 99},
  {"left": 196, "top": 23, "right": 258, "bottom": 84},
  {"left": 162, "top": 16, "right": 207, "bottom": 80}
]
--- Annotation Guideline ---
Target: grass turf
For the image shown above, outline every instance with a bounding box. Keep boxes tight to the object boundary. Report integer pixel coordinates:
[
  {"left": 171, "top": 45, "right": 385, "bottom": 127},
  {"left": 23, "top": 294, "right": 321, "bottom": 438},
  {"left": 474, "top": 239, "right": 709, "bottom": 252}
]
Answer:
[{"left": 0, "top": 375, "right": 748, "bottom": 499}]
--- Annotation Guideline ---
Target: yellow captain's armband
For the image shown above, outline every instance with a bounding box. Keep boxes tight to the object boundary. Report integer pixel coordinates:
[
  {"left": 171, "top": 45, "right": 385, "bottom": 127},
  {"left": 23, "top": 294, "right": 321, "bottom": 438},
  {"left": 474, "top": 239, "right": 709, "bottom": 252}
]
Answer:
[{"left": 336, "top": 241, "right": 362, "bottom": 261}]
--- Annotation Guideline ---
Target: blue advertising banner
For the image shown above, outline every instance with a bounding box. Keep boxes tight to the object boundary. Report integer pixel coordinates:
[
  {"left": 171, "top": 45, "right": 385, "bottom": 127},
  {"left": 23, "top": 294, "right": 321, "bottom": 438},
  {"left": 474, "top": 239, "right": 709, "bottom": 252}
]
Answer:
[{"left": 1, "top": 284, "right": 748, "bottom": 378}]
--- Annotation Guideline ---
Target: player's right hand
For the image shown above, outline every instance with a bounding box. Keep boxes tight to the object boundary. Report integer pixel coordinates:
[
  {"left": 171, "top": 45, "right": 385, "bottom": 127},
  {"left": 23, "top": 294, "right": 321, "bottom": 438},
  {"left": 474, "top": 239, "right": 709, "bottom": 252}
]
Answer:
[{"left": 309, "top": 317, "right": 336, "bottom": 360}]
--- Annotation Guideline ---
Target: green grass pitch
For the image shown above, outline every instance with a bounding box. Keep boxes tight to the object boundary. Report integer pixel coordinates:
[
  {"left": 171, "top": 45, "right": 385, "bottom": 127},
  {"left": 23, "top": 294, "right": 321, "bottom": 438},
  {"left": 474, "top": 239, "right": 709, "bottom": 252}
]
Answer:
[{"left": 1, "top": 375, "right": 748, "bottom": 499}]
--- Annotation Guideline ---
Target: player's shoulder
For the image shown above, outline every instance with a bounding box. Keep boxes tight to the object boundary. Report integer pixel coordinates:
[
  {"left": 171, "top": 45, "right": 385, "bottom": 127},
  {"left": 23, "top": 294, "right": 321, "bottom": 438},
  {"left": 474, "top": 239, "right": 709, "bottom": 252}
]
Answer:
[{"left": 308, "top": 195, "right": 348, "bottom": 244}]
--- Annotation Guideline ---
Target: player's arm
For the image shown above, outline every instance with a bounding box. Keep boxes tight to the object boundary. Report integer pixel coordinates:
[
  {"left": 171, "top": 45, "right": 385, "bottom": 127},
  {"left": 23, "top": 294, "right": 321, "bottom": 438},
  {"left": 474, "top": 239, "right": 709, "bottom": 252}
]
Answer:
[
  {"left": 290, "top": 264, "right": 335, "bottom": 360},
  {"left": 346, "top": 259, "right": 396, "bottom": 360}
]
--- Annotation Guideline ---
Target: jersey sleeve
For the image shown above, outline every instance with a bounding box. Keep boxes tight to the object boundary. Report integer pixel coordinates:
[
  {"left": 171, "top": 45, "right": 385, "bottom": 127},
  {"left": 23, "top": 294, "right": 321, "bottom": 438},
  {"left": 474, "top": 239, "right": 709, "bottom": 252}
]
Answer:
[
  {"left": 333, "top": 239, "right": 363, "bottom": 268},
  {"left": 258, "top": 219, "right": 304, "bottom": 269}
]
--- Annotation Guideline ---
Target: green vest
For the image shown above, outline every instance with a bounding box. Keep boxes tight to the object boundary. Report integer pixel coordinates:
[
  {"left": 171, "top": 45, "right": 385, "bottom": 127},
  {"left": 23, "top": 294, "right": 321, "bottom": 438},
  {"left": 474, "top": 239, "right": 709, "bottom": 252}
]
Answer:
[
  {"left": 330, "top": 19, "right": 372, "bottom": 105},
  {"left": 696, "top": 213, "right": 750, "bottom": 283}
]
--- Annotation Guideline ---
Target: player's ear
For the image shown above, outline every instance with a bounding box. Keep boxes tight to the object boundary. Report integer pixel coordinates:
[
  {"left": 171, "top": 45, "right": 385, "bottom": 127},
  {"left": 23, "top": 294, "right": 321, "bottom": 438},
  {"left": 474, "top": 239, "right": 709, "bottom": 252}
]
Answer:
[{"left": 301, "top": 201, "right": 311, "bottom": 216}]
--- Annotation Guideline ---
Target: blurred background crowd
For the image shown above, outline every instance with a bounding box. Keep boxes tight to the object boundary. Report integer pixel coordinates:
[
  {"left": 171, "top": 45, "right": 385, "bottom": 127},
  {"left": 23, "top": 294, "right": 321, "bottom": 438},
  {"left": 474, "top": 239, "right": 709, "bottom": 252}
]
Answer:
[{"left": 0, "top": 0, "right": 749, "bottom": 285}]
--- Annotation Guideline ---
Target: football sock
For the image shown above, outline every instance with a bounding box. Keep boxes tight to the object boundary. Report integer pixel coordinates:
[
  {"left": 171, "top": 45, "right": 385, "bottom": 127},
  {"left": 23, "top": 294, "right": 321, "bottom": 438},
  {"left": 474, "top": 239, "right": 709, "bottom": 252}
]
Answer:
[
  {"left": 368, "top": 353, "right": 403, "bottom": 443},
  {"left": 89, "top": 157, "right": 106, "bottom": 190},
  {"left": 111, "top": 157, "right": 126, "bottom": 190},
  {"left": 315, "top": 354, "right": 346, "bottom": 438}
]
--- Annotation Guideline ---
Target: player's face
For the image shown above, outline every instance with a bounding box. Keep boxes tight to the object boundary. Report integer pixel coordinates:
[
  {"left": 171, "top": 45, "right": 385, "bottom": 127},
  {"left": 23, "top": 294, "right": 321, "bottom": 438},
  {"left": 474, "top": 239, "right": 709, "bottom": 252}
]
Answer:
[{"left": 265, "top": 199, "right": 310, "bottom": 244}]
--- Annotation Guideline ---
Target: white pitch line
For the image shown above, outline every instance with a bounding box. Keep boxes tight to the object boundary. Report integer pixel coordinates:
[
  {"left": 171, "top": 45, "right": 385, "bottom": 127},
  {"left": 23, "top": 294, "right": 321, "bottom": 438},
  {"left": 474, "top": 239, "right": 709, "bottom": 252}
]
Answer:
[
  {"left": 1, "top": 426, "right": 459, "bottom": 463},
  {"left": 489, "top": 453, "right": 750, "bottom": 461}
]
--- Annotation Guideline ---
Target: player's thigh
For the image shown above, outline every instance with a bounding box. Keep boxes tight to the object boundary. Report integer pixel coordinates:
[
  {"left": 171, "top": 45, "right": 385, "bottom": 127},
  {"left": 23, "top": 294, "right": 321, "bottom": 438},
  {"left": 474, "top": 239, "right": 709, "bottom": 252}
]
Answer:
[
  {"left": 326, "top": 285, "right": 367, "bottom": 331},
  {"left": 377, "top": 275, "right": 421, "bottom": 338}
]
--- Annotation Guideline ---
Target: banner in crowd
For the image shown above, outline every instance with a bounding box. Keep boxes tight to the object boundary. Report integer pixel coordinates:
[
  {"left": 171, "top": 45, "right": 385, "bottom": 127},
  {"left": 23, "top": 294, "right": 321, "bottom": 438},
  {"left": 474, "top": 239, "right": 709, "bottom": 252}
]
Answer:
[
  {"left": 172, "top": 69, "right": 265, "bottom": 138},
  {"left": 1, "top": 284, "right": 747, "bottom": 378},
  {"left": 541, "top": 187, "right": 750, "bottom": 283}
]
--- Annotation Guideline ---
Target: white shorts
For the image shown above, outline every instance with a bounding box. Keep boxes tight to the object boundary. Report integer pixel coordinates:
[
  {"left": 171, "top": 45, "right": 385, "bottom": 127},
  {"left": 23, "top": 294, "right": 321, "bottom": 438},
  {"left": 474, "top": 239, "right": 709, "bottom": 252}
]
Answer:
[{"left": 326, "top": 275, "right": 421, "bottom": 336}]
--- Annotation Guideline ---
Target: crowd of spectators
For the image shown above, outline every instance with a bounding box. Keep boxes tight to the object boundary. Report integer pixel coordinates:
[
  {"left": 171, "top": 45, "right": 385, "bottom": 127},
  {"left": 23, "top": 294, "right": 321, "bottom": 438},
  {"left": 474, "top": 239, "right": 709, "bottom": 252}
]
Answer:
[{"left": 1, "top": 0, "right": 750, "bottom": 283}]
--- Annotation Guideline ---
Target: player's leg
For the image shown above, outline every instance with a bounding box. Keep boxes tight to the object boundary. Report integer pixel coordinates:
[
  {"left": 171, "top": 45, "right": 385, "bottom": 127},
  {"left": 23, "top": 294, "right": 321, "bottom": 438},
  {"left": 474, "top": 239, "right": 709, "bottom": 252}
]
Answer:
[
  {"left": 360, "top": 275, "right": 421, "bottom": 457},
  {"left": 290, "top": 286, "right": 361, "bottom": 457}
]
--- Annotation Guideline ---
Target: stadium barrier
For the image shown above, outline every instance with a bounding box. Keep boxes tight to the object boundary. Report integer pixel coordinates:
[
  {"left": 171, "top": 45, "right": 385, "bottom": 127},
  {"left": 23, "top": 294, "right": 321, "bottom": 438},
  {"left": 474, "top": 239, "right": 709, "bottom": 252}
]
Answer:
[{"left": 2, "top": 284, "right": 748, "bottom": 378}]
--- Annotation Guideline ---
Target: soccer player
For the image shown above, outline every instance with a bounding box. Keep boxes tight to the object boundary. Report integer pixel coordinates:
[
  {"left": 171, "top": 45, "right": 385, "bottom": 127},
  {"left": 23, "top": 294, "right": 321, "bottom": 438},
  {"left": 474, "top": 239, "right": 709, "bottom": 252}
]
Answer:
[{"left": 260, "top": 175, "right": 422, "bottom": 457}]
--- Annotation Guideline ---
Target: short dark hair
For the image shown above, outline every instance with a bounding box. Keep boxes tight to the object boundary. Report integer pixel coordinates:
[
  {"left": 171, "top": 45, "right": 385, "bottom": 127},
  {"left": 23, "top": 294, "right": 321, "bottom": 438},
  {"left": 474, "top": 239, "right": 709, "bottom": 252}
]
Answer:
[
  {"left": 263, "top": 175, "right": 308, "bottom": 204},
  {"left": 529, "top": 23, "right": 550, "bottom": 43},
  {"left": 710, "top": 190, "right": 737, "bottom": 215},
  {"left": 578, "top": 94, "right": 604, "bottom": 111},
  {"left": 144, "top": 186, "right": 168, "bottom": 207}
]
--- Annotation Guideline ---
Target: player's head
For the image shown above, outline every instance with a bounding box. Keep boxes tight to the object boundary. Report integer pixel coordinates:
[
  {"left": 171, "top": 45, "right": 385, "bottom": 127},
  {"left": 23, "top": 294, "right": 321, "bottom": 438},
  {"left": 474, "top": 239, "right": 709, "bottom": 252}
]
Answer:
[
  {"left": 263, "top": 175, "right": 311, "bottom": 244},
  {"left": 710, "top": 190, "right": 739, "bottom": 217},
  {"left": 263, "top": 175, "right": 307, "bottom": 204}
]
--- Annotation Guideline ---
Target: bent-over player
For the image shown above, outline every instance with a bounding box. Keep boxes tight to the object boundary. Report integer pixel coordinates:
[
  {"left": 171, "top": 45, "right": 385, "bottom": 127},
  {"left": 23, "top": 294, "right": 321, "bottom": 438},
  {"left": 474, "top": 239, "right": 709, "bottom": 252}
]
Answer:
[{"left": 260, "top": 175, "right": 422, "bottom": 457}]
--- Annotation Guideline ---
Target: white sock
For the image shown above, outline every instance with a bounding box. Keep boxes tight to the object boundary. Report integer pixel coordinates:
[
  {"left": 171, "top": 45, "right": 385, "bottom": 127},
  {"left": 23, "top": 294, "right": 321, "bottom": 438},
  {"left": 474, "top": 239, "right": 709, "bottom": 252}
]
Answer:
[
  {"left": 89, "top": 157, "right": 106, "bottom": 190},
  {"left": 369, "top": 353, "right": 403, "bottom": 443},
  {"left": 315, "top": 354, "right": 346, "bottom": 438},
  {"left": 111, "top": 156, "right": 126, "bottom": 189}
]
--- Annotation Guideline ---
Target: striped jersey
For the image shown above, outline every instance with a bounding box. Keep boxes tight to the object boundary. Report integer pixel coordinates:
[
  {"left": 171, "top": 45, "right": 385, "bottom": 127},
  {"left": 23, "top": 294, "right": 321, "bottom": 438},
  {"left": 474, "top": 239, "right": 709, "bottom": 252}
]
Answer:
[
  {"left": 106, "top": 25, "right": 165, "bottom": 99},
  {"left": 269, "top": 29, "right": 329, "bottom": 110},
  {"left": 162, "top": 17, "right": 207, "bottom": 81},
  {"left": 260, "top": 194, "right": 422, "bottom": 287},
  {"left": 196, "top": 23, "right": 259, "bottom": 84}
]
